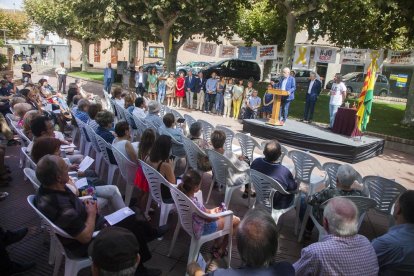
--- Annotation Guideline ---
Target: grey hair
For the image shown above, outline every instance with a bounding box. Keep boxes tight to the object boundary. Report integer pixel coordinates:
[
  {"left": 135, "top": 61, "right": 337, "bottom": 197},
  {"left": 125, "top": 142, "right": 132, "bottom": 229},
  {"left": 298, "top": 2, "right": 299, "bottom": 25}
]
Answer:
[
  {"left": 323, "top": 197, "right": 358, "bottom": 237},
  {"left": 310, "top": 71, "right": 317, "bottom": 77},
  {"left": 98, "top": 263, "right": 138, "bottom": 276},
  {"left": 336, "top": 164, "right": 358, "bottom": 188},
  {"left": 282, "top": 67, "right": 290, "bottom": 73},
  {"left": 77, "top": 99, "right": 90, "bottom": 111}
]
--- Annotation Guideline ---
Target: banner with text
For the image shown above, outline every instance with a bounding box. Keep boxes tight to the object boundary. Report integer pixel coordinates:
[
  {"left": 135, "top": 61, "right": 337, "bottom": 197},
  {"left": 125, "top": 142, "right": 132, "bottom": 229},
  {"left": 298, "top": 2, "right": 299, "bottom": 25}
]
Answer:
[
  {"left": 183, "top": 40, "right": 200, "bottom": 54},
  {"left": 314, "top": 47, "right": 337, "bottom": 63},
  {"left": 293, "top": 45, "right": 310, "bottom": 68},
  {"left": 238, "top": 46, "right": 257, "bottom": 60},
  {"left": 219, "top": 45, "right": 236, "bottom": 58},
  {"left": 340, "top": 48, "right": 367, "bottom": 65},
  {"left": 385, "top": 50, "right": 414, "bottom": 65},
  {"left": 258, "top": 45, "right": 277, "bottom": 60},
  {"left": 199, "top": 43, "right": 217, "bottom": 57}
]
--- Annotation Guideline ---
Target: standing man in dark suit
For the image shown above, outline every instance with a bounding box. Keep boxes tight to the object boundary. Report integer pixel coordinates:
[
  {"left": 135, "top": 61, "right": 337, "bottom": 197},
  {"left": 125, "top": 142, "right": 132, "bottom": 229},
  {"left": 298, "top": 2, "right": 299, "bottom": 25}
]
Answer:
[
  {"left": 277, "top": 67, "right": 296, "bottom": 124},
  {"left": 302, "top": 72, "right": 322, "bottom": 123},
  {"left": 185, "top": 70, "right": 196, "bottom": 109},
  {"left": 134, "top": 66, "right": 148, "bottom": 97},
  {"left": 195, "top": 72, "right": 206, "bottom": 111}
]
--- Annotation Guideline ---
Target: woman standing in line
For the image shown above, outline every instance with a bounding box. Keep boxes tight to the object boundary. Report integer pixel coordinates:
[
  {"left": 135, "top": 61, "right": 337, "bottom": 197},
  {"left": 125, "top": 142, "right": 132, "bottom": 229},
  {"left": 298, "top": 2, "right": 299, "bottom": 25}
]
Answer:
[
  {"left": 223, "top": 78, "right": 234, "bottom": 118},
  {"left": 232, "top": 79, "right": 244, "bottom": 120},
  {"left": 175, "top": 71, "right": 185, "bottom": 108},
  {"left": 166, "top": 72, "right": 176, "bottom": 107},
  {"left": 147, "top": 67, "right": 158, "bottom": 101}
]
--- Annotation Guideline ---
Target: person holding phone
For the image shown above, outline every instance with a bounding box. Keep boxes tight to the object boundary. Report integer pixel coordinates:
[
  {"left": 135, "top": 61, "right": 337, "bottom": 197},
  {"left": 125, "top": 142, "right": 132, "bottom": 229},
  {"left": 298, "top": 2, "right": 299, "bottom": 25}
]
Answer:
[{"left": 158, "top": 113, "right": 185, "bottom": 143}]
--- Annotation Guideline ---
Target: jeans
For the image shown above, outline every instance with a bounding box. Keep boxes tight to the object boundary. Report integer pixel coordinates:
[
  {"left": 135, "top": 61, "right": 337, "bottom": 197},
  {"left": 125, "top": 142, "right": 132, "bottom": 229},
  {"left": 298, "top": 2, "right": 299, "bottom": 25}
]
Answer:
[
  {"left": 232, "top": 98, "right": 242, "bottom": 119},
  {"left": 304, "top": 94, "right": 317, "bottom": 121},
  {"left": 215, "top": 92, "right": 224, "bottom": 114},
  {"left": 136, "top": 83, "right": 145, "bottom": 96},
  {"left": 158, "top": 82, "right": 166, "bottom": 103},
  {"left": 329, "top": 104, "right": 340, "bottom": 128},
  {"left": 204, "top": 93, "right": 216, "bottom": 112},
  {"left": 104, "top": 78, "right": 113, "bottom": 93},
  {"left": 95, "top": 185, "right": 126, "bottom": 211},
  {"left": 186, "top": 90, "right": 194, "bottom": 108},
  {"left": 196, "top": 91, "right": 204, "bottom": 110},
  {"left": 58, "top": 74, "right": 67, "bottom": 93},
  {"left": 279, "top": 99, "right": 292, "bottom": 122},
  {"left": 223, "top": 98, "right": 232, "bottom": 117}
]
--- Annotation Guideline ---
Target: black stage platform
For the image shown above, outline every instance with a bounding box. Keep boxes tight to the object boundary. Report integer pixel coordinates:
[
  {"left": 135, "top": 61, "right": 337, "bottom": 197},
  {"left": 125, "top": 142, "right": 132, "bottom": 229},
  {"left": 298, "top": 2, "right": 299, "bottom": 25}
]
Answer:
[{"left": 243, "top": 119, "right": 385, "bottom": 163}]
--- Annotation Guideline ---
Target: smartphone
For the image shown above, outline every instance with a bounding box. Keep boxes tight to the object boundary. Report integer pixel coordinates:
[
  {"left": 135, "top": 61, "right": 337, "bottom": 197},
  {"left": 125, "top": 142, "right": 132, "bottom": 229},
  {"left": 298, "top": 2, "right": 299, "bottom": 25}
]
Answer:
[{"left": 177, "top": 118, "right": 185, "bottom": 123}]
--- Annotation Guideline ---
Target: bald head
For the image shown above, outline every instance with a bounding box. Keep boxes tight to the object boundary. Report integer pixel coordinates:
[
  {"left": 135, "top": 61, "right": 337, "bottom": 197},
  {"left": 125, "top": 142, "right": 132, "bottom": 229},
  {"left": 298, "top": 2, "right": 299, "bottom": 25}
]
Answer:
[
  {"left": 263, "top": 140, "right": 282, "bottom": 162},
  {"left": 323, "top": 197, "right": 358, "bottom": 237}
]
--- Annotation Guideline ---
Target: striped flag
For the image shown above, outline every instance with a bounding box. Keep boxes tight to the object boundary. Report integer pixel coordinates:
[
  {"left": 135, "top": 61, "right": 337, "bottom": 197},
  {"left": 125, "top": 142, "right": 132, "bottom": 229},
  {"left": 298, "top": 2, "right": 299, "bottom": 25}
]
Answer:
[{"left": 356, "top": 59, "right": 377, "bottom": 131}]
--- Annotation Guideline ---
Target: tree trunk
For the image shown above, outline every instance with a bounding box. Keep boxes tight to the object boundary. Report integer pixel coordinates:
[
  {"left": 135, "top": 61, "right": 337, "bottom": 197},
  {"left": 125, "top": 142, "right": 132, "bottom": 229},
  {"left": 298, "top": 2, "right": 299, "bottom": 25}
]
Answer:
[
  {"left": 282, "top": 12, "right": 297, "bottom": 69},
  {"left": 402, "top": 69, "right": 414, "bottom": 126},
  {"left": 161, "top": 30, "right": 179, "bottom": 73},
  {"left": 80, "top": 39, "right": 90, "bottom": 72},
  {"left": 129, "top": 38, "right": 137, "bottom": 63},
  {"left": 262, "top": 60, "right": 273, "bottom": 81}
]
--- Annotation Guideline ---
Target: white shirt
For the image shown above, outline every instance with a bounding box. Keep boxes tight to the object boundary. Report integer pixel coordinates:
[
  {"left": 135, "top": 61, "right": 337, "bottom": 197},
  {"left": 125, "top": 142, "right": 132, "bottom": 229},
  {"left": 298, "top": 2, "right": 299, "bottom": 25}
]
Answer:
[
  {"left": 114, "top": 98, "right": 125, "bottom": 108},
  {"left": 281, "top": 78, "right": 288, "bottom": 91},
  {"left": 138, "top": 72, "right": 143, "bottom": 83},
  {"left": 308, "top": 80, "right": 315, "bottom": 94},
  {"left": 330, "top": 82, "right": 347, "bottom": 106},
  {"left": 132, "top": 107, "right": 146, "bottom": 119},
  {"left": 55, "top": 66, "right": 67, "bottom": 75}
]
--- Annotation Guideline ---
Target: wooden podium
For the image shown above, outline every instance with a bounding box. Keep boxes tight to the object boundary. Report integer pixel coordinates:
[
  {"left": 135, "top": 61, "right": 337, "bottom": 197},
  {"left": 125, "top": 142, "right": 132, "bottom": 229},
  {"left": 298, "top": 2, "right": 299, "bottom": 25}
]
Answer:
[{"left": 266, "top": 88, "right": 289, "bottom": 126}]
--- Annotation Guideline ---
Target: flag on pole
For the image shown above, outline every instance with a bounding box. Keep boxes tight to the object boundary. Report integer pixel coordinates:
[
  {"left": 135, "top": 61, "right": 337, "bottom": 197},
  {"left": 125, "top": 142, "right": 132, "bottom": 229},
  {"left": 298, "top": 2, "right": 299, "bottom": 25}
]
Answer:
[{"left": 356, "top": 58, "right": 377, "bottom": 131}]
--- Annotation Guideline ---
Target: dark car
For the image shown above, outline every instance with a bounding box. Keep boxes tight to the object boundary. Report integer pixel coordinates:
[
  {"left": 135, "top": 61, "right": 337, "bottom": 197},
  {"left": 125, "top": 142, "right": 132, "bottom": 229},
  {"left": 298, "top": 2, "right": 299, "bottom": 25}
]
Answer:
[
  {"left": 201, "top": 59, "right": 261, "bottom": 81},
  {"left": 326, "top": 72, "right": 390, "bottom": 96}
]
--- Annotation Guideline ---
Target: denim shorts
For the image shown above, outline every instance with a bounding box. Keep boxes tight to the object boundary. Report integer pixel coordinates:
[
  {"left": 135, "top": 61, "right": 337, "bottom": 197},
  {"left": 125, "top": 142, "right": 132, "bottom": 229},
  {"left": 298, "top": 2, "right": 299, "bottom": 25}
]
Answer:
[{"left": 203, "top": 221, "right": 218, "bottom": 235}]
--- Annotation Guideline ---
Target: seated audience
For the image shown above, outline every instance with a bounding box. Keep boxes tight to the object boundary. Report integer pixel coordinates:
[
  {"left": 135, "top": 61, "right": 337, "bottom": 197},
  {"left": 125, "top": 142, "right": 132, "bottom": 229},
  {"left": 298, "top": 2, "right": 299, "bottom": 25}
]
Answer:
[
  {"left": 251, "top": 140, "right": 297, "bottom": 209},
  {"left": 22, "top": 110, "right": 41, "bottom": 139},
  {"left": 67, "top": 86, "right": 80, "bottom": 108},
  {"left": 74, "top": 99, "right": 91, "bottom": 123},
  {"left": 210, "top": 130, "right": 251, "bottom": 198},
  {"left": 13, "top": 103, "right": 32, "bottom": 128},
  {"left": 294, "top": 197, "right": 379, "bottom": 275},
  {"left": 188, "top": 208, "right": 294, "bottom": 276},
  {"left": 179, "top": 169, "right": 240, "bottom": 259},
  {"left": 159, "top": 113, "right": 184, "bottom": 142},
  {"left": 89, "top": 227, "right": 146, "bottom": 276},
  {"left": 145, "top": 100, "right": 163, "bottom": 128},
  {"left": 188, "top": 122, "right": 208, "bottom": 149},
  {"left": 124, "top": 93, "right": 135, "bottom": 113},
  {"left": 134, "top": 129, "right": 156, "bottom": 218},
  {"left": 372, "top": 190, "right": 414, "bottom": 274},
  {"left": 147, "top": 135, "right": 176, "bottom": 204},
  {"left": 132, "top": 97, "right": 146, "bottom": 119},
  {"left": 305, "top": 164, "right": 364, "bottom": 239},
  {"left": 95, "top": 110, "right": 115, "bottom": 144},
  {"left": 112, "top": 121, "right": 138, "bottom": 163},
  {"left": 35, "top": 155, "right": 165, "bottom": 276},
  {"left": 112, "top": 87, "right": 125, "bottom": 107},
  {"left": 87, "top": 103, "right": 102, "bottom": 131}
]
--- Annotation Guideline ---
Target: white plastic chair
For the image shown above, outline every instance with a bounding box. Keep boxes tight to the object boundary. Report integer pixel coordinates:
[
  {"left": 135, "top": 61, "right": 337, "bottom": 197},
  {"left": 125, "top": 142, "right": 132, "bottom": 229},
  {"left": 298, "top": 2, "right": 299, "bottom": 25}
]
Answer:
[
  {"left": 95, "top": 134, "right": 120, "bottom": 185},
  {"left": 198, "top": 119, "right": 214, "bottom": 143},
  {"left": 73, "top": 117, "right": 92, "bottom": 156},
  {"left": 183, "top": 114, "right": 197, "bottom": 131},
  {"left": 171, "top": 109, "right": 184, "bottom": 120},
  {"left": 250, "top": 169, "right": 298, "bottom": 225},
  {"left": 83, "top": 124, "right": 104, "bottom": 176},
  {"left": 181, "top": 137, "right": 209, "bottom": 174},
  {"left": 288, "top": 150, "right": 326, "bottom": 238},
  {"left": 235, "top": 132, "right": 261, "bottom": 163},
  {"left": 139, "top": 160, "right": 175, "bottom": 227},
  {"left": 111, "top": 146, "right": 138, "bottom": 206},
  {"left": 323, "top": 162, "right": 363, "bottom": 189},
  {"left": 131, "top": 115, "right": 148, "bottom": 140},
  {"left": 24, "top": 168, "right": 41, "bottom": 191},
  {"left": 21, "top": 147, "right": 36, "bottom": 181},
  {"left": 216, "top": 125, "right": 235, "bottom": 152},
  {"left": 168, "top": 185, "right": 234, "bottom": 266},
  {"left": 103, "top": 90, "right": 114, "bottom": 113},
  {"left": 114, "top": 103, "right": 127, "bottom": 122},
  {"left": 364, "top": 176, "right": 407, "bottom": 225},
  {"left": 206, "top": 149, "right": 249, "bottom": 208},
  {"left": 308, "top": 195, "right": 376, "bottom": 241},
  {"left": 123, "top": 110, "right": 138, "bottom": 141},
  {"left": 27, "top": 195, "right": 99, "bottom": 276}
]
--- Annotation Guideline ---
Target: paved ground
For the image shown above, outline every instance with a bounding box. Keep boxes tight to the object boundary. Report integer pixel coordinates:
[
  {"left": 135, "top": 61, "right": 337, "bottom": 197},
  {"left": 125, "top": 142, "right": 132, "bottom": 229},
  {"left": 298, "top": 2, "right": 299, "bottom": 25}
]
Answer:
[{"left": 0, "top": 65, "right": 412, "bottom": 275}]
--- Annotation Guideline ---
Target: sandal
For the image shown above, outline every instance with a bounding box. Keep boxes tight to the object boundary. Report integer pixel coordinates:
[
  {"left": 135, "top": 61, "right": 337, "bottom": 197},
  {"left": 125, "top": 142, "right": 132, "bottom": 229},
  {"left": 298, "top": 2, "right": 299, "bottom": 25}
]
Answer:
[{"left": 0, "top": 192, "right": 9, "bottom": 201}]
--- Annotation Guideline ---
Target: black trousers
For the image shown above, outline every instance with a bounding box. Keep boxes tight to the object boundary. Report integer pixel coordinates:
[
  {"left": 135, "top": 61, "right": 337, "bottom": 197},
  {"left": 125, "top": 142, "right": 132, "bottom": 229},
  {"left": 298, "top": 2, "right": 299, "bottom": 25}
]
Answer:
[{"left": 136, "top": 83, "right": 145, "bottom": 97}]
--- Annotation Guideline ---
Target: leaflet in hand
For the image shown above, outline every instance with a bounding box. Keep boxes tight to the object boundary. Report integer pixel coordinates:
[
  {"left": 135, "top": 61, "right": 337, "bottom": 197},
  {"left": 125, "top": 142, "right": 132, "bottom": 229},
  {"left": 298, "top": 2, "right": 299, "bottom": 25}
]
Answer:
[
  {"left": 61, "top": 143, "right": 76, "bottom": 149},
  {"left": 104, "top": 207, "right": 135, "bottom": 226},
  {"left": 78, "top": 156, "right": 94, "bottom": 172},
  {"left": 75, "top": 178, "right": 88, "bottom": 189}
]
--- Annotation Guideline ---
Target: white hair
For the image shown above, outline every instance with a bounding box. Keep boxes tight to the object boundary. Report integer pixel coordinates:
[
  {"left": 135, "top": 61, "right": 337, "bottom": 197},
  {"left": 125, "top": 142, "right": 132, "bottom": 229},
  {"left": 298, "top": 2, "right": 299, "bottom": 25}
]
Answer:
[
  {"left": 324, "top": 197, "right": 358, "bottom": 237},
  {"left": 336, "top": 164, "right": 358, "bottom": 188},
  {"left": 282, "top": 67, "right": 290, "bottom": 73}
]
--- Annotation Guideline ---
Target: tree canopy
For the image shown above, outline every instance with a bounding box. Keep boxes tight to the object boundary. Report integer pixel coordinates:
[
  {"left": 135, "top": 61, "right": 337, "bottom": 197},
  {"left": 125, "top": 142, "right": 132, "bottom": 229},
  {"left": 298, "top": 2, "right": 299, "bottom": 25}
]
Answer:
[{"left": 0, "top": 10, "right": 30, "bottom": 41}]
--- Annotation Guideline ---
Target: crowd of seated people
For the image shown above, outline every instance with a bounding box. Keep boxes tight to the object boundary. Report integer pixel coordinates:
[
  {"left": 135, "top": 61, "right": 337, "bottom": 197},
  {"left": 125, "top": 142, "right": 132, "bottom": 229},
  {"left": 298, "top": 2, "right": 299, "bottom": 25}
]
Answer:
[{"left": 1, "top": 71, "right": 413, "bottom": 276}]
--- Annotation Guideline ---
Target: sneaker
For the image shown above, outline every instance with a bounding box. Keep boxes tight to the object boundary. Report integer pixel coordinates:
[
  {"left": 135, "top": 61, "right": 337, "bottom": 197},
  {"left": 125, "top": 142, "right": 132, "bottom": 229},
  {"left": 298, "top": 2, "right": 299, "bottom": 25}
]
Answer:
[
  {"left": 155, "top": 224, "right": 169, "bottom": 239},
  {"left": 0, "top": 191, "right": 9, "bottom": 201}
]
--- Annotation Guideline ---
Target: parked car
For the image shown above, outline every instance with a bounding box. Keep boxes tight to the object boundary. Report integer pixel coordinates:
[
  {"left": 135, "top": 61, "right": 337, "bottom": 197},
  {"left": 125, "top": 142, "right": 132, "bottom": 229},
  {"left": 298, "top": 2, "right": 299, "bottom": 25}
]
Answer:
[
  {"left": 326, "top": 72, "right": 390, "bottom": 96},
  {"left": 176, "top": 61, "right": 213, "bottom": 75},
  {"left": 201, "top": 59, "right": 261, "bottom": 81},
  {"left": 142, "top": 59, "right": 182, "bottom": 73},
  {"left": 271, "top": 69, "right": 316, "bottom": 86}
]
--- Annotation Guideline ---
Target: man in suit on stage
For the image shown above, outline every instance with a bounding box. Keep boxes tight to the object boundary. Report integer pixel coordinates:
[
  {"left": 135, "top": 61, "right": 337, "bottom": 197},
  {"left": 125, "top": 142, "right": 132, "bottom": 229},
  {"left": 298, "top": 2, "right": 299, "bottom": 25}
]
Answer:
[
  {"left": 185, "top": 70, "right": 196, "bottom": 109},
  {"left": 277, "top": 67, "right": 296, "bottom": 124},
  {"left": 302, "top": 72, "right": 322, "bottom": 123}
]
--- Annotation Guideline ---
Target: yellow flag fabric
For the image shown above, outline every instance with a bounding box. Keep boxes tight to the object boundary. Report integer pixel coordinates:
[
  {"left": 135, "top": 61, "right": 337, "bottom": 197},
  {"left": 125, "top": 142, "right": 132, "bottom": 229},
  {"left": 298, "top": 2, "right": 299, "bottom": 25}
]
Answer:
[{"left": 356, "top": 59, "right": 377, "bottom": 131}]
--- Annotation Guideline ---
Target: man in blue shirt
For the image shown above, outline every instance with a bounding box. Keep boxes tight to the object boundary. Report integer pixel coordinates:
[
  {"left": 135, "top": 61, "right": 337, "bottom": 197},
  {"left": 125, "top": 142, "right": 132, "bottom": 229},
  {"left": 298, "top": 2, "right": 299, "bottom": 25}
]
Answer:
[
  {"left": 204, "top": 72, "right": 218, "bottom": 113},
  {"left": 74, "top": 99, "right": 91, "bottom": 123},
  {"left": 250, "top": 140, "right": 297, "bottom": 209},
  {"left": 103, "top": 63, "right": 114, "bottom": 94},
  {"left": 372, "top": 190, "right": 414, "bottom": 274},
  {"left": 276, "top": 67, "right": 296, "bottom": 124}
]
